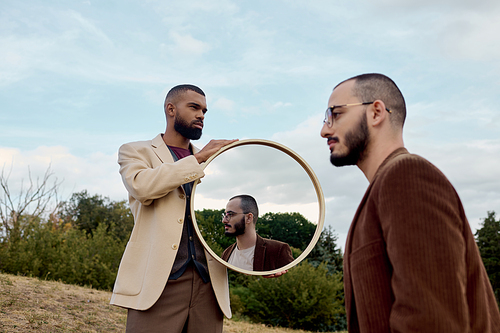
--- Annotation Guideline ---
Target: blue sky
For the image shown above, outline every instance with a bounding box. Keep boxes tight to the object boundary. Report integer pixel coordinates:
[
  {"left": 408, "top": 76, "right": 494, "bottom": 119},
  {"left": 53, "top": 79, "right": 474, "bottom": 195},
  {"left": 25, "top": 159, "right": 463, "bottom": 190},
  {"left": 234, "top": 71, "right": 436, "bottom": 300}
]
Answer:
[{"left": 2, "top": 0, "right": 500, "bottom": 249}]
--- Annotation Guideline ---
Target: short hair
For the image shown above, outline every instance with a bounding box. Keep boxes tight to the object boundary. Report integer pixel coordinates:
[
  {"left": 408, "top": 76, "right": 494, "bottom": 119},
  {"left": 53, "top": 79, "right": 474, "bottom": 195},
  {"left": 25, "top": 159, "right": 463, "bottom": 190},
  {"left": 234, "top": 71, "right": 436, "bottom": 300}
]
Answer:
[
  {"left": 164, "top": 84, "right": 205, "bottom": 108},
  {"left": 229, "top": 194, "right": 259, "bottom": 224},
  {"left": 338, "top": 73, "right": 406, "bottom": 127}
]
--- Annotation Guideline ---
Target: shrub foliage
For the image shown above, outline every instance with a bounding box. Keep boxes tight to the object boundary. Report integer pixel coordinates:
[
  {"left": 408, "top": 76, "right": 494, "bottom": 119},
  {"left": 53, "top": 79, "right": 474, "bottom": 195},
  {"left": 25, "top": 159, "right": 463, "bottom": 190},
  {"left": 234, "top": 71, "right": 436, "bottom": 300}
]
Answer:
[
  {"left": 0, "top": 175, "right": 349, "bottom": 330},
  {"left": 232, "top": 262, "right": 345, "bottom": 332},
  {"left": 475, "top": 210, "right": 500, "bottom": 306},
  {"left": 3, "top": 167, "right": 499, "bottom": 331},
  {"left": 0, "top": 191, "right": 131, "bottom": 290}
]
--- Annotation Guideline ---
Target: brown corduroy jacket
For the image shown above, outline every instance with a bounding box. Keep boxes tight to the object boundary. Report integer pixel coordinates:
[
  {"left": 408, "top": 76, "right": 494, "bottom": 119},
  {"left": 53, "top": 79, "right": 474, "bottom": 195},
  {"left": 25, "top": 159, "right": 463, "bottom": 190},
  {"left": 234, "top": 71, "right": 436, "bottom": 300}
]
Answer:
[{"left": 344, "top": 148, "right": 500, "bottom": 332}]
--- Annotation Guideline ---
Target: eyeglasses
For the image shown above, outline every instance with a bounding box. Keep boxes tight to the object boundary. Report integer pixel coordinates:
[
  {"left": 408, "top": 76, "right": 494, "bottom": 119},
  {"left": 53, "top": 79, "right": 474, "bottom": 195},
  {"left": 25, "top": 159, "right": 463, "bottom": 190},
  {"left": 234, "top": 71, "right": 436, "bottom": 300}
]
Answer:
[
  {"left": 221, "top": 212, "right": 248, "bottom": 221},
  {"left": 323, "top": 102, "right": 392, "bottom": 128}
]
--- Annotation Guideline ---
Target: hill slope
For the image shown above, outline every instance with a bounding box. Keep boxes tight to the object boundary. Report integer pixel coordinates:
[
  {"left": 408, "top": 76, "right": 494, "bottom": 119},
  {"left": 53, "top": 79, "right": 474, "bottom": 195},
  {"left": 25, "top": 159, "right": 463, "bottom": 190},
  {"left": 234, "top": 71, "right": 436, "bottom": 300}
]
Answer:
[
  {"left": 1, "top": 273, "right": 339, "bottom": 333},
  {"left": 0, "top": 272, "right": 126, "bottom": 332}
]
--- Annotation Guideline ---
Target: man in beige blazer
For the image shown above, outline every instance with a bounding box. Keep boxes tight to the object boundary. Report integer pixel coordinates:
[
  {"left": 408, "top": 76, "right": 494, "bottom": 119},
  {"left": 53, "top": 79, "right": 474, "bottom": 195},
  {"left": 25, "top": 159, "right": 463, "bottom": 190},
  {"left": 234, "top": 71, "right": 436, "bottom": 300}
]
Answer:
[
  {"left": 320, "top": 74, "right": 500, "bottom": 332},
  {"left": 111, "top": 84, "right": 237, "bottom": 332}
]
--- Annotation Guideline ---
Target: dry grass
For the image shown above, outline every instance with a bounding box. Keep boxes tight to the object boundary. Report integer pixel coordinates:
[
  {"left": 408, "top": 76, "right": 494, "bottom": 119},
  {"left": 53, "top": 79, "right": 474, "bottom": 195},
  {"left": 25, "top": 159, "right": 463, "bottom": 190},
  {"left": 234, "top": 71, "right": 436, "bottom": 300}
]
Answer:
[
  {"left": 0, "top": 272, "right": 126, "bottom": 332},
  {"left": 0, "top": 272, "right": 344, "bottom": 333}
]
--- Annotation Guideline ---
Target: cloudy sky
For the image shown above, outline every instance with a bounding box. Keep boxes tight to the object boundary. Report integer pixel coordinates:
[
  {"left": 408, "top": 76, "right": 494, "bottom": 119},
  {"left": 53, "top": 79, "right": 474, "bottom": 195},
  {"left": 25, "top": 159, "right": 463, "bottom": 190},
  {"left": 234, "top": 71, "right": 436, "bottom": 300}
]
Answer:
[{"left": 2, "top": 0, "right": 500, "bottom": 250}]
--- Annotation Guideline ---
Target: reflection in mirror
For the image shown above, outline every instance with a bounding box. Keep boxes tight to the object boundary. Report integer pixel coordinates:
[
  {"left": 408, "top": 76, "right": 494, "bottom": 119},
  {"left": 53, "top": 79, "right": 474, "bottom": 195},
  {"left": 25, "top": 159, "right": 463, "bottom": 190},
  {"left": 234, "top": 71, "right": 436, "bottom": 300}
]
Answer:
[
  {"left": 193, "top": 143, "right": 321, "bottom": 274},
  {"left": 220, "top": 194, "right": 295, "bottom": 272}
]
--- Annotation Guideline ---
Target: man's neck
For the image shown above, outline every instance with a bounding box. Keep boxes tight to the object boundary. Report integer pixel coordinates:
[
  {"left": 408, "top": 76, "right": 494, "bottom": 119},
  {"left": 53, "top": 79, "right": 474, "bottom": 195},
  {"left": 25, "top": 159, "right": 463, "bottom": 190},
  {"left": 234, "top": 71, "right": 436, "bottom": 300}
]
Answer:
[
  {"left": 359, "top": 139, "right": 404, "bottom": 182},
  {"left": 162, "top": 130, "right": 190, "bottom": 149},
  {"left": 236, "top": 231, "right": 257, "bottom": 250}
]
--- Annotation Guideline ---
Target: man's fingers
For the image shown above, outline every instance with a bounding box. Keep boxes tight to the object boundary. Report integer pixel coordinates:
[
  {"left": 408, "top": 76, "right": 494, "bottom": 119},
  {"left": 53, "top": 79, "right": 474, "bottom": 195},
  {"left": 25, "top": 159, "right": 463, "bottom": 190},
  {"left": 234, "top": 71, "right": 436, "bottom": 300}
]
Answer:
[{"left": 195, "top": 139, "right": 238, "bottom": 163}]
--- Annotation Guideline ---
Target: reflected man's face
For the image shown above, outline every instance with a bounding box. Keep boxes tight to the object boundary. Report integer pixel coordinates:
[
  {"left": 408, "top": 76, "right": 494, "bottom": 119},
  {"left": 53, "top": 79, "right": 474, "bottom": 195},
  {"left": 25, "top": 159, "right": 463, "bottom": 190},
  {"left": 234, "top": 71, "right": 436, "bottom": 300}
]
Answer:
[{"left": 223, "top": 198, "right": 246, "bottom": 237}]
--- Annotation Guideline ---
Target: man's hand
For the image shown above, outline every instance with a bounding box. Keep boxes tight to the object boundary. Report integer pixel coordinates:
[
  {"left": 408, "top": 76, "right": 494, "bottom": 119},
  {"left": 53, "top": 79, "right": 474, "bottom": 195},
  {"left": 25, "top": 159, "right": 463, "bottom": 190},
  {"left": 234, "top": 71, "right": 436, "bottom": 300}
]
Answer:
[
  {"left": 263, "top": 270, "right": 288, "bottom": 278},
  {"left": 194, "top": 139, "right": 238, "bottom": 163}
]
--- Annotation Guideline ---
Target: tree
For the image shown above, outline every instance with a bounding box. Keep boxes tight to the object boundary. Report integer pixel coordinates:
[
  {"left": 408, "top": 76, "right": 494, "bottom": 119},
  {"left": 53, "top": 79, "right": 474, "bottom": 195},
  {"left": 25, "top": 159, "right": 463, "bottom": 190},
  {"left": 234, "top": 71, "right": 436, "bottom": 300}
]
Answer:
[
  {"left": 195, "top": 208, "right": 229, "bottom": 257},
  {"left": 308, "top": 225, "right": 344, "bottom": 275},
  {"left": 59, "top": 190, "right": 133, "bottom": 241},
  {"left": 257, "top": 212, "right": 316, "bottom": 250},
  {"left": 0, "top": 164, "right": 61, "bottom": 241},
  {"left": 475, "top": 211, "right": 500, "bottom": 305}
]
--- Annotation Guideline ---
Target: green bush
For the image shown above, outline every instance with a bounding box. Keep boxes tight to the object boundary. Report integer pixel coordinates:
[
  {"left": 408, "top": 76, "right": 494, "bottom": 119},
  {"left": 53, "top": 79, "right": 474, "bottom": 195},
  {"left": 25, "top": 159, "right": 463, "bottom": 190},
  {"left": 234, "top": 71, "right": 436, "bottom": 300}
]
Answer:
[
  {"left": 54, "top": 223, "right": 125, "bottom": 290},
  {"left": 0, "top": 217, "right": 126, "bottom": 290},
  {"left": 0, "top": 190, "right": 133, "bottom": 291},
  {"left": 232, "top": 261, "right": 345, "bottom": 332}
]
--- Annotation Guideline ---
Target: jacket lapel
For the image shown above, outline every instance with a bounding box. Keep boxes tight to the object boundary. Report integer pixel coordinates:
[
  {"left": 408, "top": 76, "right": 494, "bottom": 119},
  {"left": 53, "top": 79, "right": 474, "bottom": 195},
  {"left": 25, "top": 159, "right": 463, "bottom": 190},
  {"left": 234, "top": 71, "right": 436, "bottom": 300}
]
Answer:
[
  {"left": 151, "top": 134, "right": 201, "bottom": 163},
  {"left": 253, "top": 235, "right": 266, "bottom": 271},
  {"left": 151, "top": 134, "right": 173, "bottom": 163},
  {"left": 344, "top": 182, "right": 373, "bottom": 327},
  {"left": 222, "top": 243, "right": 236, "bottom": 261},
  {"left": 344, "top": 147, "right": 409, "bottom": 329}
]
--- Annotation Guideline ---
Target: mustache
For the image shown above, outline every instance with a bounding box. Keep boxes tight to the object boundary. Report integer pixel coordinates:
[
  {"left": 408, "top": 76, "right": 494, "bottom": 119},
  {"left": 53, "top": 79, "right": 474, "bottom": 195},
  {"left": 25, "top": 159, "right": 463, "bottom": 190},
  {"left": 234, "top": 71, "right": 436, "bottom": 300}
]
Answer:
[
  {"left": 192, "top": 120, "right": 203, "bottom": 127},
  {"left": 327, "top": 137, "right": 339, "bottom": 144}
]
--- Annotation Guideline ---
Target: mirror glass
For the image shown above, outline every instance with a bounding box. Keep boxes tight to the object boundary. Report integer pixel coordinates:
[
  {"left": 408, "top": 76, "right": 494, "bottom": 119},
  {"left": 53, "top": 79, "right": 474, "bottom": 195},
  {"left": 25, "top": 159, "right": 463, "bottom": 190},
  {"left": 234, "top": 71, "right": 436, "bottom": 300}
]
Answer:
[{"left": 191, "top": 141, "right": 324, "bottom": 275}]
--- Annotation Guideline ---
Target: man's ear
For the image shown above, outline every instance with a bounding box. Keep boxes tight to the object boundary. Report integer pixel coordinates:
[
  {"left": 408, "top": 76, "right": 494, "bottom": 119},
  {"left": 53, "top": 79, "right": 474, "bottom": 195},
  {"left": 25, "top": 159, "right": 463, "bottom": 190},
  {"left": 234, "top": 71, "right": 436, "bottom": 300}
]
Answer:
[
  {"left": 370, "top": 100, "right": 388, "bottom": 127},
  {"left": 165, "top": 102, "right": 176, "bottom": 117},
  {"left": 246, "top": 213, "right": 254, "bottom": 224}
]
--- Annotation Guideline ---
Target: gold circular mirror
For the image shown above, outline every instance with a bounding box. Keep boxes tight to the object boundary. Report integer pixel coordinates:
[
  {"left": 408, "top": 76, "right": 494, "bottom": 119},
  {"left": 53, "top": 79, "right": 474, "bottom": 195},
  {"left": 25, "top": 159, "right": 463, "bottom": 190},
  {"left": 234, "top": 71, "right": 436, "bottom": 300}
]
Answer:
[{"left": 190, "top": 139, "right": 325, "bottom": 275}]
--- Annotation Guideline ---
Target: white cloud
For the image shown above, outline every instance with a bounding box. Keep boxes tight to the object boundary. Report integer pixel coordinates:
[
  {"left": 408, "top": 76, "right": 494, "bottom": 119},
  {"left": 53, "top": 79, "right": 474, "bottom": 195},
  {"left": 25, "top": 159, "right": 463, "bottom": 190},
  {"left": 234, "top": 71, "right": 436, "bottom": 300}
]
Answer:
[
  {"left": 375, "top": 0, "right": 499, "bottom": 11},
  {"left": 273, "top": 102, "right": 292, "bottom": 108},
  {"left": 436, "top": 11, "right": 500, "bottom": 62},
  {"left": 0, "top": 146, "right": 124, "bottom": 204},
  {"left": 153, "top": 0, "right": 239, "bottom": 17},
  {"left": 0, "top": 35, "right": 52, "bottom": 86},
  {"left": 169, "top": 32, "right": 211, "bottom": 56},
  {"left": 65, "top": 9, "right": 113, "bottom": 45},
  {"left": 0, "top": 5, "right": 171, "bottom": 86},
  {"left": 362, "top": 0, "right": 500, "bottom": 63},
  {"left": 212, "top": 97, "right": 236, "bottom": 114},
  {"left": 408, "top": 139, "right": 500, "bottom": 230},
  {"left": 196, "top": 143, "right": 318, "bottom": 207}
]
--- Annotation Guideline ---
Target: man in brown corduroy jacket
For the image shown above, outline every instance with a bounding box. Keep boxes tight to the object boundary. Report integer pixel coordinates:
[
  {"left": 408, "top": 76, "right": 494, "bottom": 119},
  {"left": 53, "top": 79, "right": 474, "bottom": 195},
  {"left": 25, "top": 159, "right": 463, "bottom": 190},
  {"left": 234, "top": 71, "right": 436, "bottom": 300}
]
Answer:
[{"left": 320, "top": 73, "right": 500, "bottom": 332}]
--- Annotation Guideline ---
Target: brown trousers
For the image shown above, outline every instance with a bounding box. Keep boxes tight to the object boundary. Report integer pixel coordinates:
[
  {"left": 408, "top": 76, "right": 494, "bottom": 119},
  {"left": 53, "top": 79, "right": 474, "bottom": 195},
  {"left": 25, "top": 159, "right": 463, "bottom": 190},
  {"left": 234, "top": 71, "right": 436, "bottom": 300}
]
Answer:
[{"left": 126, "top": 265, "right": 223, "bottom": 333}]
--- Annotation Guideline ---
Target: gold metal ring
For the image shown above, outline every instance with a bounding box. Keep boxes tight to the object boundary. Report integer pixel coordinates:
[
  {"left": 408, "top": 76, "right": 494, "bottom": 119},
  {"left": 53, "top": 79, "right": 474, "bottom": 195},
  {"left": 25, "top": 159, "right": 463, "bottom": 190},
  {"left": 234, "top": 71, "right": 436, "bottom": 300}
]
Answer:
[{"left": 190, "top": 139, "right": 325, "bottom": 276}]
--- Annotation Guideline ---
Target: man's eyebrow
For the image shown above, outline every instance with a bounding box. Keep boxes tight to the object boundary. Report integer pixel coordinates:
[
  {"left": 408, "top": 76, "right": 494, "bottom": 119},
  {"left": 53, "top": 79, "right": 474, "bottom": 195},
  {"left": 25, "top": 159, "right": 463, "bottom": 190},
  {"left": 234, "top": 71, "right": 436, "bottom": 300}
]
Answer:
[{"left": 187, "top": 102, "right": 208, "bottom": 112}]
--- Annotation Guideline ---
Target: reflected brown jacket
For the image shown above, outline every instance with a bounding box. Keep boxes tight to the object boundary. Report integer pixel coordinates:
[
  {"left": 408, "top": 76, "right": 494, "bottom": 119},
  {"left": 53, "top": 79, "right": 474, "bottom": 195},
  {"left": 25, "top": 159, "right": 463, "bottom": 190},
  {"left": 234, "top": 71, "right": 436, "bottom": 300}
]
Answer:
[{"left": 221, "top": 234, "right": 294, "bottom": 271}]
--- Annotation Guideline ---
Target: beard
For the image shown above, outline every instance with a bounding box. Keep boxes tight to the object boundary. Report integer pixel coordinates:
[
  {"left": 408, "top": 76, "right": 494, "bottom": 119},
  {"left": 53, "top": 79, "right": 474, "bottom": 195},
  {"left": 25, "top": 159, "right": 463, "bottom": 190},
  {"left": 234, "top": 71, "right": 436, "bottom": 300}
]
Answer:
[
  {"left": 330, "top": 112, "right": 370, "bottom": 167},
  {"left": 224, "top": 216, "right": 246, "bottom": 237},
  {"left": 174, "top": 115, "right": 202, "bottom": 140}
]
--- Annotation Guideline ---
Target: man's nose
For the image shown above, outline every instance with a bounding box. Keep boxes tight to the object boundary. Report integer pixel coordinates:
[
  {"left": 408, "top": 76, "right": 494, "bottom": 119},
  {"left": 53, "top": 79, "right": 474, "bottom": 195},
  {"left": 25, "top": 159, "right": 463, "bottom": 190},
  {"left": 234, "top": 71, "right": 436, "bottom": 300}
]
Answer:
[{"left": 320, "top": 122, "right": 333, "bottom": 138}]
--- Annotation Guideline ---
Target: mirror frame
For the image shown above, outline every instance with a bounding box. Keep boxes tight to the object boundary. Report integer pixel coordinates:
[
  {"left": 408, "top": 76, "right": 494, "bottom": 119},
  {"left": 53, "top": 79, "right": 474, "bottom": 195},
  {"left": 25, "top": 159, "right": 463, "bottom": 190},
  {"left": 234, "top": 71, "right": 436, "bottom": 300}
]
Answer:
[{"left": 190, "top": 139, "right": 325, "bottom": 275}]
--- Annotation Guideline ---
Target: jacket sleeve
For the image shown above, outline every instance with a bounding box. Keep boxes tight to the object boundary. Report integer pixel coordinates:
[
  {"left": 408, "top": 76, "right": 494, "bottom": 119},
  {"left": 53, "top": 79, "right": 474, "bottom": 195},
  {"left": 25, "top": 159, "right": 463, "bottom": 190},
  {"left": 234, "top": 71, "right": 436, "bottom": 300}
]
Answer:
[
  {"left": 118, "top": 142, "right": 205, "bottom": 205},
  {"left": 377, "top": 155, "right": 469, "bottom": 332}
]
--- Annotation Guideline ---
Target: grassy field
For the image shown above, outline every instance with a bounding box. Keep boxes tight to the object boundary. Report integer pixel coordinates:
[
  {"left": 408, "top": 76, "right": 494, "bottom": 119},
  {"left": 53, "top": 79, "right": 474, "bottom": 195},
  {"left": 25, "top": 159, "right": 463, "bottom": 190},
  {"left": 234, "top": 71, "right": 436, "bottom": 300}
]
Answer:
[{"left": 0, "top": 272, "right": 344, "bottom": 333}]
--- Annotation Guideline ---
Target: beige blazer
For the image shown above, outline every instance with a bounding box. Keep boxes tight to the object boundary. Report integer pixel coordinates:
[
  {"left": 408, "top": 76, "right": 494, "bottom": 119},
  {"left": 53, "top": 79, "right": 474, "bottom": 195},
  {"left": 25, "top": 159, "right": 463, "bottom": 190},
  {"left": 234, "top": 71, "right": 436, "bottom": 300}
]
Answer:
[{"left": 110, "top": 134, "right": 231, "bottom": 318}]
